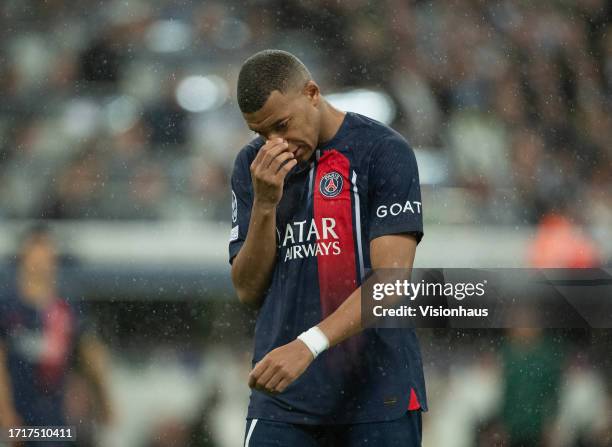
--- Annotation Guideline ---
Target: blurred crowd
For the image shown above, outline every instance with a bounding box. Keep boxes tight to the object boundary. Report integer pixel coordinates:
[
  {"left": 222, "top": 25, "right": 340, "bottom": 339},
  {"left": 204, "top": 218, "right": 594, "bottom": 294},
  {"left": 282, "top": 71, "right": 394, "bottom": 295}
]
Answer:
[
  {"left": 0, "top": 0, "right": 609, "bottom": 233},
  {"left": 422, "top": 328, "right": 612, "bottom": 447}
]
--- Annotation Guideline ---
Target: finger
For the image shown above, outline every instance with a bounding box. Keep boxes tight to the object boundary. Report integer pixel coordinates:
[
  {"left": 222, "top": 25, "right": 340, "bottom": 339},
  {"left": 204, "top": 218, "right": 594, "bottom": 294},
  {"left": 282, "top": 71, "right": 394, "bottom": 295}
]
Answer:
[
  {"left": 255, "top": 363, "right": 279, "bottom": 390},
  {"left": 253, "top": 137, "right": 284, "bottom": 163},
  {"left": 268, "top": 151, "right": 295, "bottom": 174},
  {"left": 274, "top": 159, "right": 298, "bottom": 180},
  {"left": 252, "top": 142, "right": 285, "bottom": 172},
  {"left": 251, "top": 138, "right": 282, "bottom": 169},
  {"left": 261, "top": 141, "right": 290, "bottom": 169},
  {"left": 248, "top": 361, "right": 264, "bottom": 388},
  {"left": 263, "top": 370, "right": 285, "bottom": 393},
  {"left": 274, "top": 378, "right": 292, "bottom": 393}
]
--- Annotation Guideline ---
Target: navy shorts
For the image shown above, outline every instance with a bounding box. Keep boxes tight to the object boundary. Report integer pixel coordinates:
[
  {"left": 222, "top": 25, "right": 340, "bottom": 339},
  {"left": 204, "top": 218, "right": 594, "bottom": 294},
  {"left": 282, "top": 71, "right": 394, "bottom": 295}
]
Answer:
[{"left": 243, "top": 411, "right": 422, "bottom": 447}]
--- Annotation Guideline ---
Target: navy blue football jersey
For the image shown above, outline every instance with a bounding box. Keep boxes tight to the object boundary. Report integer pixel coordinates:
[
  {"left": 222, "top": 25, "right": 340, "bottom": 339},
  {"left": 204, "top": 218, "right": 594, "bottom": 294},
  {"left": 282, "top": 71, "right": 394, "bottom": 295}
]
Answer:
[
  {"left": 229, "top": 112, "right": 426, "bottom": 424},
  {"left": 0, "top": 287, "right": 83, "bottom": 426}
]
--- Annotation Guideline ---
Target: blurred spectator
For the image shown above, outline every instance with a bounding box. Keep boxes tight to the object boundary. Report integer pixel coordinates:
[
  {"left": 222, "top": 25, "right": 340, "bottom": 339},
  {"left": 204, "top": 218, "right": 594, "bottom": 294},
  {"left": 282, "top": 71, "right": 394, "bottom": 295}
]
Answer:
[
  {"left": 144, "top": 80, "right": 190, "bottom": 149},
  {"left": 42, "top": 148, "right": 107, "bottom": 220},
  {"left": 144, "top": 419, "right": 191, "bottom": 447},
  {"left": 101, "top": 121, "right": 168, "bottom": 220},
  {"left": 144, "top": 389, "right": 220, "bottom": 447},
  {"left": 79, "top": 34, "right": 122, "bottom": 84},
  {"left": 475, "top": 418, "right": 509, "bottom": 447},
  {"left": 549, "top": 352, "right": 612, "bottom": 447},
  {"left": 0, "top": 225, "right": 114, "bottom": 443},
  {"left": 529, "top": 214, "right": 601, "bottom": 268},
  {"left": 189, "top": 157, "right": 229, "bottom": 221},
  {"left": 500, "top": 328, "right": 566, "bottom": 447}
]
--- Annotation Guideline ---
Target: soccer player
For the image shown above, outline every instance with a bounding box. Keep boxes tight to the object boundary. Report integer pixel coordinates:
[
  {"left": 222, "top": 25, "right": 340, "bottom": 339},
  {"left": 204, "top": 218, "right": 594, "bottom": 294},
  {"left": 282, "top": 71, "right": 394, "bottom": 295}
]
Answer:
[
  {"left": 0, "top": 226, "right": 113, "bottom": 446},
  {"left": 230, "top": 50, "right": 426, "bottom": 446}
]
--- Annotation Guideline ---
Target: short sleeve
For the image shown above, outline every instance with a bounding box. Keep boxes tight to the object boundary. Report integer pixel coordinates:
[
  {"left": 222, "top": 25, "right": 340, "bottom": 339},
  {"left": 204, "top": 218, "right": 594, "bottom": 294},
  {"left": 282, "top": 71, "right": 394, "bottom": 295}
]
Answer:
[
  {"left": 368, "top": 134, "right": 423, "bottom": 243},
  {"left": 229, "top": 150, "right": 254, "bottom": 264}
]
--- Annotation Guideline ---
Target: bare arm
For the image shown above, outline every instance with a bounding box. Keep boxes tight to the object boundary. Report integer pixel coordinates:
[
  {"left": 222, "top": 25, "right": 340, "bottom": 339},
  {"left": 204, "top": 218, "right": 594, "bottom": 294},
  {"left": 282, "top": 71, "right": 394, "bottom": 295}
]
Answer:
[
  {"left": 230, "top": 204, "right": 278, "bottom": 307},
  {"left": 318, "top": 234, "right": 416, "bottom": 345},
  {"left": 0, "top": 343, "right": 20, "bottom": 428},
  {"left": 249, "top": 234, "right": 417, "bottom": 393},
  {"left": 231, "top": 138, "right": 297, "bottom": 307},
  {"left": 78, "top": 335, "right": 114, "bottom": 425}
]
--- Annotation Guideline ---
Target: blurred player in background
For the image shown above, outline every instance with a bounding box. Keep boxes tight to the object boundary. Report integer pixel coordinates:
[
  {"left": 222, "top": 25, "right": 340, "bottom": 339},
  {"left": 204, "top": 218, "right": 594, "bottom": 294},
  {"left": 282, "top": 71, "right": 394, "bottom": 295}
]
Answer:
[
  {"left": 0, "top": 225, "right": 113, "bottom": 446},
  {"left": 230, "top": 50, "right": 426, "bottom": 446}
]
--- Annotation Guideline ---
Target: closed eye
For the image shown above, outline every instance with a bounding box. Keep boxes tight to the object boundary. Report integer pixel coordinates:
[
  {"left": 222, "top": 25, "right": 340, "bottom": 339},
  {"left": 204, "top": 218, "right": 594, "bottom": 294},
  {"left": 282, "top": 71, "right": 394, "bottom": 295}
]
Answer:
[{"left": 275, "top": 120, "right": 289, "bottom": 131}]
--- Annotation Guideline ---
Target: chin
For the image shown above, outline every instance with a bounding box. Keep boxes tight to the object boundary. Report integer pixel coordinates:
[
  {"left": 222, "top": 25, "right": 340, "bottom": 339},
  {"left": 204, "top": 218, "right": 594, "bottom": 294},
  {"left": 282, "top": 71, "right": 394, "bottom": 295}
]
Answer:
[{"left": 297, "top": 146, "right": 315, "bottom": 162}]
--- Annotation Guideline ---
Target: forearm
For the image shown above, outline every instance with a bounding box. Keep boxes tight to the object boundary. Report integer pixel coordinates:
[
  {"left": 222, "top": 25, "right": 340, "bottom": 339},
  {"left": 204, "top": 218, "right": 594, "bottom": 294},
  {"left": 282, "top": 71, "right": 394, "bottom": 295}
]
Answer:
[
  {"left": 317, "top": 270, "right": 413, "bottom": 347},
  {"left": 80, "top": 337, "right": 113, "bottom": 423},
  {"left": 317, "top": 287, "right": 362, "bottom": 347},
  {"left": 249, "top": 282, "right": 386, "bottom": 394},
  {"left": 82, "top": 340, "right": 109, "bottom": 394},
  {"left": 231, "top": 201, "right": 278, "bottom": 306},
  {"left": 0, "top": 347, "right": 17, "bottom": 424},
  {"left": 316, "top": 235, "right": 417, "bottom": 348}
]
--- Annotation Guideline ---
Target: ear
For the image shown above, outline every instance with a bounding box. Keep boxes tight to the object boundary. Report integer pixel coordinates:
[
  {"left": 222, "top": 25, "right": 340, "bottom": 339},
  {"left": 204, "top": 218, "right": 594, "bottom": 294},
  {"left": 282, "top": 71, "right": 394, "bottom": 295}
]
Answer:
[{"left": 303, "top": 81, "right": 320, "bottom": 107}]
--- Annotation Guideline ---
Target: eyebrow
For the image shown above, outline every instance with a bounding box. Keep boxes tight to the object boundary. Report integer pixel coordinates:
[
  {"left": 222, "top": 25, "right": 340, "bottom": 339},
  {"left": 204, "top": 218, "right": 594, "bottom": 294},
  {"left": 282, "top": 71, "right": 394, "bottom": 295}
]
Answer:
[{"left": 249, "top": 117, "right": 288, "bottom": 134}]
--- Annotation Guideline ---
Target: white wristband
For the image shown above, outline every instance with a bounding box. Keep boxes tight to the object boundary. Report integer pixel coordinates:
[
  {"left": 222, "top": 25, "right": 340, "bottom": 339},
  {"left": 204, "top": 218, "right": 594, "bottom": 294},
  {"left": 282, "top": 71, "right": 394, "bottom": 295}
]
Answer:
[{"left": 297, "top": 326, "right": 329, "bottom": 359}]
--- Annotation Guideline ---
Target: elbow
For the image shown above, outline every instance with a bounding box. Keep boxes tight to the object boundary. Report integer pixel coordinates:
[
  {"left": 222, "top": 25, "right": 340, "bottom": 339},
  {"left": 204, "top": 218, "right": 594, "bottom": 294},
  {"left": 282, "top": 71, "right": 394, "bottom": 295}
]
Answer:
[
  {"left": 234, "top": 285, "right": 263, "bottom": 308},
  {"left": 231, "top": 257, "right": 266, "bottom": 308},
  {"left": 231, "top": 268, "right": 263, "bottom": 308}
]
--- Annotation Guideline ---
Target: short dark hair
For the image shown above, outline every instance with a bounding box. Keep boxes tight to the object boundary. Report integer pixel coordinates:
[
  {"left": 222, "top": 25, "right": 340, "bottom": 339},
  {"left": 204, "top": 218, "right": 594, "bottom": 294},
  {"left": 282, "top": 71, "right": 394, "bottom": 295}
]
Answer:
[{"left": 237, "top": 49, "right": 311, "bottom": 114}]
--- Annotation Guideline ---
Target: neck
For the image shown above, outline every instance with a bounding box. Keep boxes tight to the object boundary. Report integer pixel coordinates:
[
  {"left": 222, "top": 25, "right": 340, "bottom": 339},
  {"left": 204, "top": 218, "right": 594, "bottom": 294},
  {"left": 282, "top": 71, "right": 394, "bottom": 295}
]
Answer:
[{"left": 318, "top": 99, "right": 346, "bottom": 145}]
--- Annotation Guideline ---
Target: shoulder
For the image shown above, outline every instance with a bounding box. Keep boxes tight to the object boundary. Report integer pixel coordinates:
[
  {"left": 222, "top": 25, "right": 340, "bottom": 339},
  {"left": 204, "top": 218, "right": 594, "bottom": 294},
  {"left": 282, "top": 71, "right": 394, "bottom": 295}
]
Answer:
[
  {"left": 347, "top": 113, "right": 411, "bottom": 155},
  {"left": 347, "top": 112, "right": 402, "bottom": 138},
  {"left": 346, "top": 115, "right": 415, "bottom": 172}
]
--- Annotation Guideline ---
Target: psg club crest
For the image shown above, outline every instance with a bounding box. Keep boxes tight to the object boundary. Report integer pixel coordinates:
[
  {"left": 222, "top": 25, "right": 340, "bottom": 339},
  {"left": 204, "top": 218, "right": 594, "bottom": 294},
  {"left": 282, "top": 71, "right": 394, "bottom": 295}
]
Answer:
[{"left": 319, "top": 171, "right": 343, "bottom": 198}]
